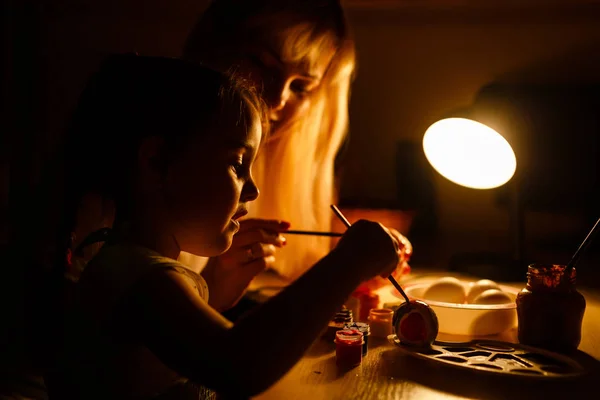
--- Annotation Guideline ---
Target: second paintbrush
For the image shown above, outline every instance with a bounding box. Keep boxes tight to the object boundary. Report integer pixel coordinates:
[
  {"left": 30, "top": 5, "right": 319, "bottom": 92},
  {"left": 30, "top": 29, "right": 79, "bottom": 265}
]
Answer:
[{"left": 285, "top": 230, "right": 343, "bottom": 237}]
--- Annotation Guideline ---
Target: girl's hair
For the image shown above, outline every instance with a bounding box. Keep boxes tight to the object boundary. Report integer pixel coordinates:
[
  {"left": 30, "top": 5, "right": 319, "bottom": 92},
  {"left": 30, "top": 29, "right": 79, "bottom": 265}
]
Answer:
[
  {"left": 58, "top": 54, "right": 266, "bottom": 279},
  {"left": 183, "top": 0, "right": 356, "bottom": 281}
]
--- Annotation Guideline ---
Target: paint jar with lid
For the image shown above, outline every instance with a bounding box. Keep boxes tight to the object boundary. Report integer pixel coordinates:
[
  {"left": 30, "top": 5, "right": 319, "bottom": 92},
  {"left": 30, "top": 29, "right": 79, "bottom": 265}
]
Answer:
[
  {"left": 368, "top": 308, "right": 394, "bottom": 338},
  {"left": 322, "top": 308, "right": 353, "bottom": 341},
  {"left": 335, "top": 329, "right": 364, "bottom": 368},
  {"left": 344, "top": 322, "right": 370, "bottom": 355},
  {"left": 516, "top": 264, "right": 586, "bottom": 352},
  {"left": 331, "top": 308, "right": 353, "bottom": 328}
]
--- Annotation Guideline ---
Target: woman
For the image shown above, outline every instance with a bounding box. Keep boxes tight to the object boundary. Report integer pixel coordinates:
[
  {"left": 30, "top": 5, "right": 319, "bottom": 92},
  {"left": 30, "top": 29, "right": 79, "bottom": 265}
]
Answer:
[{"left": 181, "top": 0, "right": 411, "bottom": 298}]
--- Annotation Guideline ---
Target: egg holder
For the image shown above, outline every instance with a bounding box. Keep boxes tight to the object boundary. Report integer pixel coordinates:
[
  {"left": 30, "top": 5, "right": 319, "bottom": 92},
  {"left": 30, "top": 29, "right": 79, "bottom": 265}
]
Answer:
[
  {"left": 393, "top": 281, "right": 519, "bottom": 336},
  {"left": 388, "top": 336, "right": 586, "bottom": 379}
]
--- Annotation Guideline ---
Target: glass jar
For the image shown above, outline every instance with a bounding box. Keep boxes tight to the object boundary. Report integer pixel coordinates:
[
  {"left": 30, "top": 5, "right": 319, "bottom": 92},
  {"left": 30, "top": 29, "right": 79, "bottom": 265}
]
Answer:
[
  {"left": 335, "top": 329, "right": 364, "bottom": 368},
  {"left": 516, "top": 264, "right": 586, "bottom": 352},
  {"left": 368, "top": 308, "right": 394, "bottom": 338}
]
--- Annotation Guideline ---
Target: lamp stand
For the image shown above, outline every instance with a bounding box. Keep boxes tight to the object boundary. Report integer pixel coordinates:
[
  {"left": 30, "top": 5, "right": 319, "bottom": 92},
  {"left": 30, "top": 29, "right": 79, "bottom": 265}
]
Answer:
[{"left": 509, "top": 179, "right": 525, "bottom": 266}]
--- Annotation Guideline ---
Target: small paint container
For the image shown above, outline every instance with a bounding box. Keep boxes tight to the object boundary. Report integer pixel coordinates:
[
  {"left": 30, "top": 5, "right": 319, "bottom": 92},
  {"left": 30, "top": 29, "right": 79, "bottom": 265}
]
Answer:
[
  {"left": 357, "top": 292, "right": 380, "bottom": 322},
  {"left": 368, "top": 308, "right": 394, "bottom": 338},
  {"left": 323, "top": 308, "right": 353, "bottom": 342},
  {"left": 344, "top": 322, "right": 370, "bottom": 355},
  {"left": 331, "top": 308, "right": 353, "bottom": 327},
  {"left": 335, "top": 329, "right": 364, "bottom": 368}
]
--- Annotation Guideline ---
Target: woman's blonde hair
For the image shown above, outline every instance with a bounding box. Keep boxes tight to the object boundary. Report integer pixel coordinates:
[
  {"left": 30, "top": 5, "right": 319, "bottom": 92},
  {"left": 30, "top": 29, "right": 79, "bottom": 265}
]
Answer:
[{"left": 183, "top": 0, "right": 356, "bottom": 281}]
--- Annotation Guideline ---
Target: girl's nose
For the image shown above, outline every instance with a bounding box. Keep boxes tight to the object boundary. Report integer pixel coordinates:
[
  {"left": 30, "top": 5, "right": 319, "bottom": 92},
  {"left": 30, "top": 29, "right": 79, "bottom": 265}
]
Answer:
[{"left": 242, "top": 178, "right": 260, "bottom": 202}]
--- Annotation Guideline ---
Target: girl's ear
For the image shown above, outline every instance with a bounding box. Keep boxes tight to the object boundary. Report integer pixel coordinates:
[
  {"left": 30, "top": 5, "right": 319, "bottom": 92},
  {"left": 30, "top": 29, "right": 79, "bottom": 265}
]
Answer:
[{"left": 138, "top": 136, "right": 168, "bottom": 189}]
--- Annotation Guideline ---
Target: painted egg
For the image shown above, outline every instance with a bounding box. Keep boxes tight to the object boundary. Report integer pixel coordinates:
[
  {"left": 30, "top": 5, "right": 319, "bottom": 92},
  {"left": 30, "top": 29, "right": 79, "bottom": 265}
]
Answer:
[
  {"left": 472, "top": 289, "right": 512, "bottom": 305},
  {"left": 423, "top": 276, "right": 466, "bottom": 303},
  {"left": 394, "top": 300, "right": 439, "bottom": 347},
  {"left": 466, "top": 279, "right": 501, "bottom": 303}
]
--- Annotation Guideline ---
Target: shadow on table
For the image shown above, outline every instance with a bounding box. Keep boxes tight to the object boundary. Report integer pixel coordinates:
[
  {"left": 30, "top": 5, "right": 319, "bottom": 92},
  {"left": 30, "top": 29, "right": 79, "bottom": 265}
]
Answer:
[
  {"left": 379, "top": 347, "right": 600, "bottom": 400},
  {"left": 300, "top": 354, "right": 364, "bottom": 385},
  {"left": 305, "top": 339, "right": 335, "bottom": 358}
]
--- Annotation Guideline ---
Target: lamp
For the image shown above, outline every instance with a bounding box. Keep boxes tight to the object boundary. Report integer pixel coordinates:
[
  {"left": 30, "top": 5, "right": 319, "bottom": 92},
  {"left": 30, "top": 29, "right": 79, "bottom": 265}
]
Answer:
[
  {"left": 423, "top": 118, "right": 516, "bottom": 190},
  {"left": 423, "top": 115, "right": 525, "bottom": 281}
]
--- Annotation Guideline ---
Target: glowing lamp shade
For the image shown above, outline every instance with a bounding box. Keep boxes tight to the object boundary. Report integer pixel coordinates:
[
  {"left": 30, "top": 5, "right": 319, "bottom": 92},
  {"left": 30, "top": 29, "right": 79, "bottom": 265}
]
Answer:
[{"left": 423, "top": 118, "right": 516, "bottom": 189}]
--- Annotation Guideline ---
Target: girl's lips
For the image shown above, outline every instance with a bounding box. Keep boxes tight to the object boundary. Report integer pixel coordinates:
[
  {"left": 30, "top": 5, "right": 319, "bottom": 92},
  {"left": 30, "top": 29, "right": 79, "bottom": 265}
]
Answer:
[{"left": 232, "top": 209, "right": 248, "bottom": 221}]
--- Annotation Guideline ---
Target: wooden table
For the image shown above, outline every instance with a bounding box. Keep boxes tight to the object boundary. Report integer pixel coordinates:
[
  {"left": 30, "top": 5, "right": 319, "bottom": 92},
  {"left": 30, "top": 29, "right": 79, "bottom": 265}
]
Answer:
[{"left": 255, "top": 279, "right": 600, "bottom": 400}]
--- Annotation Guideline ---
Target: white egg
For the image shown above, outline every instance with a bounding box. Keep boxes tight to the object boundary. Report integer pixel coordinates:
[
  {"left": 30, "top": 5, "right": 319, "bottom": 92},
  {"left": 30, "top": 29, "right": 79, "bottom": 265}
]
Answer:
[
  {"left": 472, "top": 289, "right": 512, "bottom": 305},
  {"left": 423, "top": 277, "right": 466, "bottom": 304},
  {"left": 466, "top": 279, "right": 501, "bottom": 303}
]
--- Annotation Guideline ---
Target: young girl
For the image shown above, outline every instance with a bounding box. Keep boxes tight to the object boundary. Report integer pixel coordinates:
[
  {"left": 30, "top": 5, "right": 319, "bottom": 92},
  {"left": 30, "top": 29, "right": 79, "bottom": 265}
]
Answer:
[{"left": 48, "top": 54, "right": 400, "bottom": 399}]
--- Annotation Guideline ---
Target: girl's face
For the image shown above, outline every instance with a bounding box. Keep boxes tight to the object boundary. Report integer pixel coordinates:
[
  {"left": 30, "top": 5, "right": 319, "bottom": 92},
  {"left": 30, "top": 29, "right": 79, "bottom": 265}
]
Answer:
[
  {"left": 162, "top": 116, "right": 262, "bottom": 257},
  {"left": 237, "top": 30, "right": 337, "bottom": 134}
]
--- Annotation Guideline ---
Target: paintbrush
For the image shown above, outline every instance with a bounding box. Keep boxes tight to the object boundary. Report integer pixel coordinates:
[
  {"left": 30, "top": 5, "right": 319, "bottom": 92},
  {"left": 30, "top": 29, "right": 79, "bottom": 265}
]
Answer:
[
  {"left": 285, "top": 230, "right": 343, "bottom": 237},
  {"left": 566, "top": 216, "right": 600, "bottom": 275}
]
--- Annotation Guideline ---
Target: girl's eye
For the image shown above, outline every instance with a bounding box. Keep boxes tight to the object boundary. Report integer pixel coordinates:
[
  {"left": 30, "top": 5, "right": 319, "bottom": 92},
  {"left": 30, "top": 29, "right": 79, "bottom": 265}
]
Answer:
[
  {"left": 291, "top": 80, "right": 314, "bottom": 95},
  {"left": 232, "top": 160, "right": 247, "bottom": 177}
]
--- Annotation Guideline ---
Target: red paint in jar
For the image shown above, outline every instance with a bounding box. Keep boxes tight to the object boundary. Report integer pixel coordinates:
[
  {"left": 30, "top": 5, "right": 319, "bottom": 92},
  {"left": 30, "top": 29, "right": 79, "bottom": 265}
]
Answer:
[
  {"left": 335, "top": 329, "right": 364, "bottom": 368},
  {"left": 356, "top": 291, "right": 380, "bottom": 322}
]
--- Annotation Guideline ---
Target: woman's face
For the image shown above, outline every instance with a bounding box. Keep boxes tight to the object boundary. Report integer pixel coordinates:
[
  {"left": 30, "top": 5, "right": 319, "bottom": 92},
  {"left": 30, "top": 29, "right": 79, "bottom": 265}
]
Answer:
[{"left": 237, "top": 34, "right": 337, "bottom": 134}]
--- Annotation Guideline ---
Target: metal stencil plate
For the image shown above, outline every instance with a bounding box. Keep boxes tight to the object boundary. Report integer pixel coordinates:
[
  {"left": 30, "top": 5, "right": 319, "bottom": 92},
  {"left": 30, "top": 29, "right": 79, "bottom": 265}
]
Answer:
[{"left": 388, "top": 336, "right": 586, "bottom": 379}]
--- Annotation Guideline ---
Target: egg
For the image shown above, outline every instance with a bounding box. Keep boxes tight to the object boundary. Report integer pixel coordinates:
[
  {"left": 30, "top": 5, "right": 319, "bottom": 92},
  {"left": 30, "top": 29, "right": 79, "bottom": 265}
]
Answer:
[
  {"left": 466, "top": 279, "right": 501, "bottom": 303},
  {"left": 423, "top": 277, "right": 466, "bottom": 303},
  {"left": 394, "top": 300, "right": 439, "bottom": 347},
  {"left": 471, "top": 289, "right": 512, "bottom": 305}
]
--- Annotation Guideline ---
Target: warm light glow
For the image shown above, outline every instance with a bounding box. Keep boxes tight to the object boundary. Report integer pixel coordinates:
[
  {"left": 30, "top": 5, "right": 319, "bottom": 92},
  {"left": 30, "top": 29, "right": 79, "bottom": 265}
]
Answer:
[{"left": 423, "top": 118, "right": 516, "bottom": 189}]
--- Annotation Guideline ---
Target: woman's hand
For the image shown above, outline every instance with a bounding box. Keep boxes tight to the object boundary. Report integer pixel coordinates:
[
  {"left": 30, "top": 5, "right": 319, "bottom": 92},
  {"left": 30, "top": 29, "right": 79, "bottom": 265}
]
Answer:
[{"left": 201, "top": 218, "right": 289, "bottom": 311}]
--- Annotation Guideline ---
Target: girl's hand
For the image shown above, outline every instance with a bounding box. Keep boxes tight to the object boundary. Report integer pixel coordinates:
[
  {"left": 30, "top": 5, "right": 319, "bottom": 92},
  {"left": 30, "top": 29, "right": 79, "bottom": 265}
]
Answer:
[
  {"left": 201, "top": 218, "right": 289, "bottom": 311},
  {"left": 333, "top": 219, "right": 400, "bottom": 282},
  {"left": 353, "top": 227, "right": 412, "bottom": 291},
  {"left": 388, "top": 227, "right": 412, "bottom": 276}
]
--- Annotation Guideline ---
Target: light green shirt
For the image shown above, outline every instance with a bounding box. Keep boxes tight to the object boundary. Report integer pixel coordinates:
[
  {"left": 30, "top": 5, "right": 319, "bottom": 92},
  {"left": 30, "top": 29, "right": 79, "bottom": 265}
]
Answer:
[{"left": 51, "top": 244, "right": 214, "bottom": 399}]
